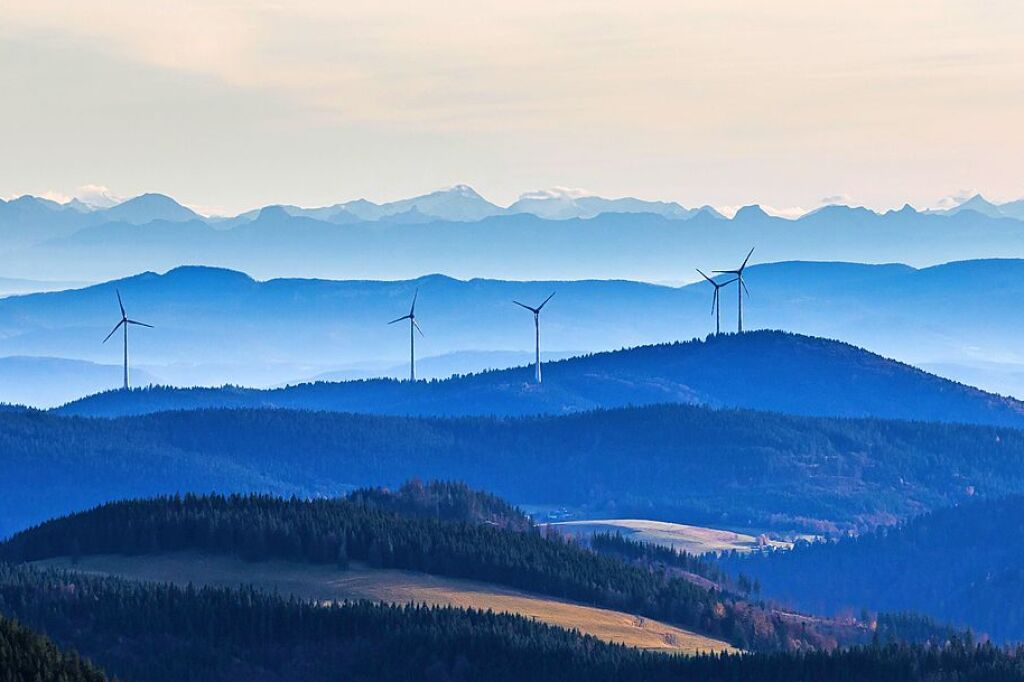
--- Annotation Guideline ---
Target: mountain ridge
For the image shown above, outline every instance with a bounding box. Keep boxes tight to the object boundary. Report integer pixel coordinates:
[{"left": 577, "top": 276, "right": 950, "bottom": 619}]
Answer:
[{"left": 54, "top": 331, "right": 1024, "bottom": 427}]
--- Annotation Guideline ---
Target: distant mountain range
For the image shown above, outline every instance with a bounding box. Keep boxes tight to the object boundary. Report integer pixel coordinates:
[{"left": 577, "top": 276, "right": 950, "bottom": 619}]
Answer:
[
  {"left": 3, "top": 187, "right": 1024, "bottom": 283},
  {"left": 56, "top": 332, "right": 1024, "bottom": 428},
  {"left": 928, "top": 193, "right": 1024, "bottom": 220},
  {"left": 4, "top": 259, "right": 1024, "bottom": 406}
]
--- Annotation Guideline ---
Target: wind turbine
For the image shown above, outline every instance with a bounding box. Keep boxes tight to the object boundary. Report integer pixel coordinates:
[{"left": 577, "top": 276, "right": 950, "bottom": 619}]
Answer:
[
  {"left": 102, "top": 289, "right": 153, "bottom": 390},
  {"left": 696, "top": 269, "right": 737, "bottom": 336},
  {"left": 388, "top": 289, "right": 422, "bottom": 381},
  {"left": 714, "top": 247, "right": 755, "bottom": 333},
  {"left": 513, "top": 292, "right": 555, "bottom": 383}
]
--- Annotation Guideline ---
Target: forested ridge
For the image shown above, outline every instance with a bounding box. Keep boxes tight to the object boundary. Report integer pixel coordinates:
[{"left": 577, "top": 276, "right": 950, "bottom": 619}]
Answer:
[
  {"left": 345, "top": 479, "right": 533, "bottom": 530},
  {"left": 3, "top": 400, "right": 1022, "bottom": 537},
  {"left": 720, "top": 495, "right": 1024, "bottom": 641},
  {"left": 2, "top": 563, "right": 1023, "bottom": 682},
  {"left": 2, "top": 492, "right": 813, "bottom": 651},
  {"left": 0, "top": 612, "right": 105, "bottom": 682},
  {"left": 56, "top": 331, "right": 1024, "bottom": 429},
  {"left": 590, "top": 531, "right": 731, "bottom": 586}
]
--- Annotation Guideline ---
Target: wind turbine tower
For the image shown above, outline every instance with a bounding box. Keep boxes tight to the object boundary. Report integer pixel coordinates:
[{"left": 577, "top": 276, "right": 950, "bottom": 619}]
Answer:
[
  {"left": 102, "top": 290, "right": 153, "bottom": 390},
  {"left": 696, "top": 269, "right": 737, "bottom": 336},
  {"left": 714, "top": 247, "right": 755, "bottom": 333},
  {"left": 388, "top": 289, "right": 423, "bottom": 381},
  {"left": 513, "top": 292, "right": 555, "bottom": 383}
]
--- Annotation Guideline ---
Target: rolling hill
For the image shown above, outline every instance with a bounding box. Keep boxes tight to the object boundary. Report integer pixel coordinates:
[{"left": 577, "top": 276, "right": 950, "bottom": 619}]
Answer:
[
  {"left": 720, "top": 495, "right": 1024, "bottom": 642},
  {"left": 1, "top": 562, "right": 1006, "bottom": 682},
  {"left": 4, "top": 402, "right": 1024, "bottom": 537},
  {"left": 34, "top": 553, "right": 730, "bottom": 655},
  {"left": 0, "top": 492, "right": 801, "bottom": 651},
  {"left": 56, "top": 331, "right": 1024, "bottom": 427}
]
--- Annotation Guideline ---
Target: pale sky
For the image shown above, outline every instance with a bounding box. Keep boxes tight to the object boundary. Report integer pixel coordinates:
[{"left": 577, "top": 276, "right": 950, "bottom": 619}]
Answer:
[{"left": 2, "top": 1, "right": 1023, "bottom": 215}]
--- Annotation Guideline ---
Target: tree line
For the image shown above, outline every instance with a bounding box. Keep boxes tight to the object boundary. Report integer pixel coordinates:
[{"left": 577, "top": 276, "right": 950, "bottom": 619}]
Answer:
[{"left": 0, "top": 612, "right": 104, "bottom": 682}]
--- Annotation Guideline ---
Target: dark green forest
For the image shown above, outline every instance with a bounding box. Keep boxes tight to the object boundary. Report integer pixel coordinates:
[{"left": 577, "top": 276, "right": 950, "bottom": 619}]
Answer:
[
  {"left": 720, "top": 495, "right": 1024, "bottom": 641},
  {"left": 589, "top": 531, "right": 730, "bottom": 586},
  {"left": 345, "top": 479, "right": 533, "bottom": 530},
  {"left": 0, "top": 612, "right": 105, "bottom": 682},
  {"left": 3, "top": 400, "right": 1022, "bottom": 537},
  {"left": 1, "top": 492, "right": 815, "bottom": 651},
  {"left": 2, "top": 563, "right": 1023, "bottom": 682}
]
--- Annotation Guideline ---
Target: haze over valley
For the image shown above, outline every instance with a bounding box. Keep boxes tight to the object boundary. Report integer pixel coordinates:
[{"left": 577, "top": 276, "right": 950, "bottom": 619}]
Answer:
[{"left": 3, "top": 256, "right": 1024, "bottom": 406}]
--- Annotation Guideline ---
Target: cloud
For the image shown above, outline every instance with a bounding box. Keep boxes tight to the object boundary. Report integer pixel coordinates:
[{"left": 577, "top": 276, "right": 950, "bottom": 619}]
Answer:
[
  {"left": 820, "top": 194, "right": 853, "bottom": 206},
  {"left": 518, "top": 187, "right": 593, "bottom": 201},
  {"left": 75, "top": 184, "right": 123, "bottom": 209},
  {"left": 933, "top": 189, "right": 979, "bottom": 210},
  {"left": 38, "top": 190, "right": 72, "bottom": 204},
  {"left": 760, "top": 205, "right": 810, "bottom": 220}
]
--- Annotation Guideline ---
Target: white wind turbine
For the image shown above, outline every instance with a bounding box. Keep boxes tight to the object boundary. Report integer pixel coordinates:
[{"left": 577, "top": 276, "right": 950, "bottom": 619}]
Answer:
[
  {"left": 102, "top": 289, "right": 153, "bottom": 390},
  {"left": 388, "top": 289, "right": 423, "bottom": 381},
  {"left": 513, "top": 292, "right": 555, "bottom": 383}
]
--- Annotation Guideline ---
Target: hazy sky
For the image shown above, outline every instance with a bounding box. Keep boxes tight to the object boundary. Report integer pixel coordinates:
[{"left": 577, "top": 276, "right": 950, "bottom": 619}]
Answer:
[{"left": 3, "top": 1, "right": 1023, "bottom": 215}]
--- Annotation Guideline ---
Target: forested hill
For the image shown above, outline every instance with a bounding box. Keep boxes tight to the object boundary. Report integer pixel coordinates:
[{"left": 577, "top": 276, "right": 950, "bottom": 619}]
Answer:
[
  {"left": 4, "top": 403, "right": 1024, "bottom": 537},
  {"left": 56, "top": 331, "right": 1024, "bottom": 427},
  {"left": 0, "top": 613, "right": 106, "bottom": 682},
  {"left": 345, "top": 480, "right": 533, "bottom": 531},
  {"left": 2, "top": 564, "right": 1019, "bottom": 682},
  {"left": 719, "top": 495, "right": 1024, "bottom": 642},
  {"left": 0, "top": 493, "right": 805, "bottom": 651}
]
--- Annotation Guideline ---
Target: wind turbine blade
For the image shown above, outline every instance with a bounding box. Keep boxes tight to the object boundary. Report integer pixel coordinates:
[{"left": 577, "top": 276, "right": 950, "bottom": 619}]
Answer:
[
  {"left": 413, "top": 320, "right": 424, "bottom": 336},
  {"left": 103, "top": 319, "right": 125, "bottom": 343},
  {"left": 723, "top": 278, "right": 738, "bottom": 286},
  {"left": 116, "top": 289, "right": 126, "bottom": 318},
  {"left": 410, "top": 288, "right": 419, "bottom": 316},
  {"left": 711, "top": 288, "right": 718, "bottom": 315},
  {"left": 696, "top": 268, "right": 714, "bottom": 284},
  {"left": 741, "top": 278, "right": 750, "bottom": 296},
  {"left": 513, "top": 300, "right": 537, "bottom": 312},
  {"left": 712, "top": 270, "right": 740, "bottom": 275},
  {"left": 127, "top": 319, "right": 154, "bottom": 328},
  {"left": 740, "top": 246, "right": 755, "bottom": 270},
  {"left": 537, "top": 291, "right": 556, "bottom": 310},
  {"left": 388, "top": 315, "right": 411, "bottom": 325}
]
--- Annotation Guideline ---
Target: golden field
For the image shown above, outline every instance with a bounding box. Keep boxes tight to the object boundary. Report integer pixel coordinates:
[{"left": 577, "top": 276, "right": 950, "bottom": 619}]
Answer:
[
  {"left": 547, "top": 519, "right": 793, "bottom": 554},
  {"left": 36, "top": 553, "right": 736, "bottom": 655}
]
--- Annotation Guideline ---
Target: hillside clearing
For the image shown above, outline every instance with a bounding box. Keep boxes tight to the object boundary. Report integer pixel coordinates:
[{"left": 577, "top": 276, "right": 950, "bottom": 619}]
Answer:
[
  {"left": 548, "top": 519, "right": 794, "bottom": 554},
  {"left": 35, "top": 553, "right": 735, "bottom": 655}
]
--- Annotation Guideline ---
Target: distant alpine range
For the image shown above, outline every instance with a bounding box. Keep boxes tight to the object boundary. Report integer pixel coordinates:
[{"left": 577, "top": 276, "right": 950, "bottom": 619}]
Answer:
[
  {"left": 2, "top": 185, "right": 1024, "bottom": 283},
  {"left": 9, "top": 184, "right": 1024, "bottom": 225}
]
